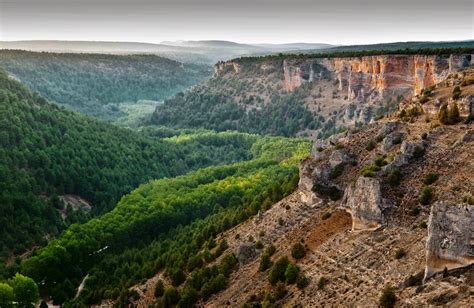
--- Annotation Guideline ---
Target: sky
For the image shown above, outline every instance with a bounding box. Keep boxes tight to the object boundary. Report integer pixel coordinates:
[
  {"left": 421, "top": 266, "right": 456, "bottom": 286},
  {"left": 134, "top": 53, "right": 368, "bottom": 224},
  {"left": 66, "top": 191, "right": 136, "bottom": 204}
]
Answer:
[{"left": 0, "top": 0, "right": 473, "bottom": 45}]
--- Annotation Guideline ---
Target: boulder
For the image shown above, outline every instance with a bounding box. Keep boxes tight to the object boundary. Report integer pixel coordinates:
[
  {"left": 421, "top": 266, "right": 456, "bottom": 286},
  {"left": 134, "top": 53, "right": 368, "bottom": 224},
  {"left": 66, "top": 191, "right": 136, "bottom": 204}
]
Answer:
[
  {"left": 424, "top": 201, "right": 474, "bottom": 281},
  {"left": 376, "top": 121, "right": 399, "bottom": 140},
  {"left": 380, "top": 131, "right": 404, "bottom": 152},
  {"left": 342, "top": 177, "right": 385, "bottom": 232},
  {"left": 382, "top": 140, "right": 426, "bottom": 173},
  {"left": 236, "top": 243, "right": 258, "bottom": 265}
]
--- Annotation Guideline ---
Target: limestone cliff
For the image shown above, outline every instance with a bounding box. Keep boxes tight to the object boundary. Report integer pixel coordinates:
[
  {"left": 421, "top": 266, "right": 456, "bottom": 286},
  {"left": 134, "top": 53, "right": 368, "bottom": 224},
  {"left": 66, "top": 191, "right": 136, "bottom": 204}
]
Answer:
[
  {"left": 424, "top": 201, "right": 474, "bottom": 280},
  {"left": 215, "top": 54, "right": 472, "bottom": 97},
  {"left": 214, "top": 54, "right": 472, "bottom": 129}
]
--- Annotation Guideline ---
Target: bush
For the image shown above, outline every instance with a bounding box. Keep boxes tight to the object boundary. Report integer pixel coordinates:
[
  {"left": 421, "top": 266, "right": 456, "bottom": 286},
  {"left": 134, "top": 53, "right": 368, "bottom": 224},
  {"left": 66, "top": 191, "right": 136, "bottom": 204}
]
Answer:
[
  {"left": 387, "top": 168, "right": 402, "bottom": 186},
  {"left": 255, "top": 240, "right": 264, "bottom": 249},
  {"left": 423, "top": 173, "right": 439, "bottom": 185},
  {"left": 366, "top": 140, "right": 376, "bottom": 151},
  {"left": 394, "top": 248, "right": 406, "bottom": 259},
  {"left": 317, "top": 277, "right": 327, "bottom": 289},
  {"left": 419, "top": 186, "right": 433, "bottom": 205},
  {"left": 259, "top": 253, "right": 273, "bottom": 272},
  {"left": 421, "top": 133, "right": 428, "bottom": 140},
  {"left": 361, "top": 164, "right": 381, "bottom": 177},
  {"left": 374, "top": 155, "right": 388, "bottom": 167},
  {"left": 162, "top": 287, "right": 180, "bottom": 307},
  {"left": 264, "top": 244, "right": 276, "bottom": 256},
  {"left": 273, "top": 282, "right": 287, "bottom": 300},
  {"left": 463, "top": 195, "right": 474, "bottom": 205},
  {"left": 412, "top": 146, "right": 425, "bottom": 159},
  {"left": 291, "top": 243, "right": 306, "bottom": 260},
  {"left": 419, "top": 220, "right": 428, "bottom": 229},
  {"left": 219, "top": 253, "right": 238, "bottom": 277},
  {"left": 379, "top": 285, "right": 396, "bottom": 308},
  {"left": 154, "top": 279, "right": 164, "bottom": 298},
  {"left": 452, "top": 86, "right": 461, "bottom": 100},
  {"left": 439, "top": 103, "right": 461, "bottom": 124},
  {"left": 284, "top": 263, "right": 300, "bottom": 284},
  {"left": 268, "top": 257, "right": 290, "bottom": 285},
  {"left": 296, "top": 274, "right": 309, "bottom": 289}
]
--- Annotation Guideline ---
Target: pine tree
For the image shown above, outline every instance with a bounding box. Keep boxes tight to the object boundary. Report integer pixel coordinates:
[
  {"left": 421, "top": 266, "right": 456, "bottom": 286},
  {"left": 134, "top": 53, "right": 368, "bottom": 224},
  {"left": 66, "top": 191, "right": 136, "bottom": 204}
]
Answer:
[{"left": 438, "top": 103, "right": 448, "bottom": 124}]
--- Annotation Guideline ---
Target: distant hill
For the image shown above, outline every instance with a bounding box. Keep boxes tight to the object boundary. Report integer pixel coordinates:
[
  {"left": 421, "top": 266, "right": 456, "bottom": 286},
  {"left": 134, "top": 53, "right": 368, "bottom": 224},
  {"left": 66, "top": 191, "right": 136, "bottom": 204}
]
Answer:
[
  {"left": 0, "top": 40, "right": 333, "bottom": 64},
  {"left": 0, "top": 50, "right": 211, "bottom": 122},
  {"left": 291, "top": 40, "right": 474, "bottom": 55}
]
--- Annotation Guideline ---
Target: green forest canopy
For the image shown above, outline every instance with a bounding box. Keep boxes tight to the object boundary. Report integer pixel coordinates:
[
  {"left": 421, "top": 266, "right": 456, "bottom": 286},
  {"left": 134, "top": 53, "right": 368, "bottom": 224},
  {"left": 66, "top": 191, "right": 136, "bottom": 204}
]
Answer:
[
  {"left": 0, "top": 69, "right": 272, "bottom": 269},
  {"left": 0, "top": 50, "right": 211, "bottom": 121}
]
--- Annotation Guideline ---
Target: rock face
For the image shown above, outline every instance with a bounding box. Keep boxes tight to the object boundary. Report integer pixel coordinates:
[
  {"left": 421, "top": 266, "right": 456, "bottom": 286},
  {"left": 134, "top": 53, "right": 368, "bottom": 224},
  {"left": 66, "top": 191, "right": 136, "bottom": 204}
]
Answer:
[
  {"left": 342, "top": 177, "right": 385, "bottom": 232},
  {"left": 214, "top": 54, "right": 473, "bottom": 97},
  {"left": 298, "top": 149, "right": 353, "bottom": 206},
  {"left": 424, "top": 201, "right": 474, "bottom": 280}
]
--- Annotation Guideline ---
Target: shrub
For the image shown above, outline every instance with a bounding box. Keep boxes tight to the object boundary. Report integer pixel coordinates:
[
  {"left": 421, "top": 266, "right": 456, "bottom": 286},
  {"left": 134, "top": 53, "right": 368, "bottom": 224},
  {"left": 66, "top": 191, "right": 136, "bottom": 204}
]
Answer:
[
  {"left": 409, "top": 207, "right": 420, "bottom": 216},
  {"left": 291, "top": 243, "right": 306, "bottom": 260},
  {"left": 379, "top": 285, "right": 396, "bottom": 308},
  {"left": 278, "top": 217, "right": 284, "bottom": 226},
  {"left": 438, "top": 103, "right": 449, "bottom": 124},
  {"left": 412, "top": 146, "right": 425, "bottom": 159},
  {"left": 273, "top": 282, "right": 287, "bottom": 300},
  {"left": 439, "top": 103, "right": 461, "bottom": 124},
  {"left": 374, "top": 155, "right": 388, "bottom": 167},
  {"left": 317, "top": 277, "right": 327, "bottom": 289},
  {"left": 268, "top": 256, "right": 290, "bottom": 285},
  {"left": 264, "top": 244, "right": 276, "bottom": 256},
  {"left": 387, "top": 168, "right": 402, "bottom": 186},
  {"left": 421, "top": 133, "right": 428, "bottom": 140},
  {"left": 419, "top": 220, "right": 428, "bottom": 229},
  {"left": 285, "top": 263, "right": 300, "bottom": 284},
  {"left": 162, "top": 287, "right": 180, "bottom": 307},
  {"left": 296, "top": 274, "right": 309, "bottom": 289},
  {"left": 394, "top": 248, "right": 406, "bottom": 259},
  {"left": 423, "top": 173, "right": 439, "bottom": 185},
  {"left": 463, "top": 195, "right": 474, "bottom": 205},
  {"left": 255, "top": 240, "right": 264, "bottom": 249},
  {"left": 361, "top": 164, "right": 381, "bottom": 177},
  {"left": 448, "top": 102, "right": 460, "bottom": 123},
  {"left": 330, "top": 164, "right": 345, "bottom": 179},
  {"left": 259, "top": 253, "right": 272, "bottom": 272},
  {"left": 154, "top": 279, "right": 164, "bottom": 298},
  {"left": 452, "top": 86, "right": 461, "bottom": 100},
  {"left": 419, "top": 186, "right": 433, "bottom": 205},
  {"left": 219, "top": 253, "right": 238, "bottom": 277},
  {"left": 177, "top": 287, "right": 198, "bottom": 307},
  {"left": 366, "top": 140, "right": 376, "bottom": 151}
]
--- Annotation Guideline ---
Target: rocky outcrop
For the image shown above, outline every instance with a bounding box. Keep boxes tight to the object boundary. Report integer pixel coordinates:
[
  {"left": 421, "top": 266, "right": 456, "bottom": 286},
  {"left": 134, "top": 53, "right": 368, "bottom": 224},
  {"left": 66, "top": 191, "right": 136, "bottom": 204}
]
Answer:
[
  {"left": 298, "top": 149, "right": 354, "bottom": 206},
  {"left": 215, "top": 54, "right": 472, "bottom": 97},
  {"left": 424, "top": 201, "right": 474, "bottom": 280},
  {"left": 236, "top": 243, "right": 258, "bottom": 265},
  {"left": 342, "top": 177, "right": 385, "bottom": 232}
]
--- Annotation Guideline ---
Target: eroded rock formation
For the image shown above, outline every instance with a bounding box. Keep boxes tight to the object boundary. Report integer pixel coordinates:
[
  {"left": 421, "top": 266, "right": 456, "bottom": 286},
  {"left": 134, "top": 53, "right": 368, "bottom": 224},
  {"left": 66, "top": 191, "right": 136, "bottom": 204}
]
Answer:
[
  {"left": 342, "top": 177, "right": 385, "bottom": 232},
  {"left": 424, "top": 201, "right": 474, "bottom": 280}
]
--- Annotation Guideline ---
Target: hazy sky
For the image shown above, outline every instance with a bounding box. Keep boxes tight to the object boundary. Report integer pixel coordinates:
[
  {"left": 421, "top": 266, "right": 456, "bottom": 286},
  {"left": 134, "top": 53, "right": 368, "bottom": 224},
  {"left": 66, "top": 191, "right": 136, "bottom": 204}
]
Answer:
[{"left": 1, "top": 0, "right": 473, "bottom": 44}]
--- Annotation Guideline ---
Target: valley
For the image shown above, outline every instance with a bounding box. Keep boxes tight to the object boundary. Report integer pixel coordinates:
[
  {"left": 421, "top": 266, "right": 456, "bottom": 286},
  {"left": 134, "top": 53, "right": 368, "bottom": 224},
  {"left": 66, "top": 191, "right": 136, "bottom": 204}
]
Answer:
[{"left": 0, "top": 42, "right": 473, "bottom": 307}]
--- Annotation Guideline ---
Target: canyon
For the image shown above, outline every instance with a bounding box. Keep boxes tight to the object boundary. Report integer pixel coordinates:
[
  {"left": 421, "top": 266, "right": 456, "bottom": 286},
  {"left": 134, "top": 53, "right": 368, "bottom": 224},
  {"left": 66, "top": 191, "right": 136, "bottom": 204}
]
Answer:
[{"left": 214, "top": 53, "right": 473, "bottom": 131}]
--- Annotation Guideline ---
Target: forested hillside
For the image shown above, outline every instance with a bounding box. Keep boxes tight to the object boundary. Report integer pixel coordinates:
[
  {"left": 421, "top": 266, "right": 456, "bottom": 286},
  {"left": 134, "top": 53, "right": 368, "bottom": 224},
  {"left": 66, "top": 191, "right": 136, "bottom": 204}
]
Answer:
[
  {"left": 0, "top": 50, "right": 211, "bottom": 122},
  {"left": 0, "top": 69, "right": 266, "bottom": 272},
  {"left": 19, "top": 137, "right": 309, "bottom": 305}
]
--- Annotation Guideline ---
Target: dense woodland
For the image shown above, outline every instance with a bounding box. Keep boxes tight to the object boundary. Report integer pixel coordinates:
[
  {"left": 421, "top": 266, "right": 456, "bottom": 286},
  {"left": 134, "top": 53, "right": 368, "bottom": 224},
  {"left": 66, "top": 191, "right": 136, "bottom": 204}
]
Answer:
[
  {"left": 0, "top": 67, "right": 310, "bottom": 305},
  {"left": 0, "top": 50, "right": 211, "bottom": 121},
  {"left": 0, "top": 69, "right": 267, "bottom": 272},
  {"left": 20, "top": 137, "right": 309, "bottom": 305},
  {"left": 150, "top": 89, "right": 325, "bottom": 137}
]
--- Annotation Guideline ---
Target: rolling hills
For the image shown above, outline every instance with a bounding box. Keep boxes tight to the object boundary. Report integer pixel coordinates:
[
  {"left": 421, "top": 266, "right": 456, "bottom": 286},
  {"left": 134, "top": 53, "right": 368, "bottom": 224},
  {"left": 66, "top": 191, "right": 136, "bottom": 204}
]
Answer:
[{"left": 0, "top": 50, "right": 212, "bottom": 122}]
